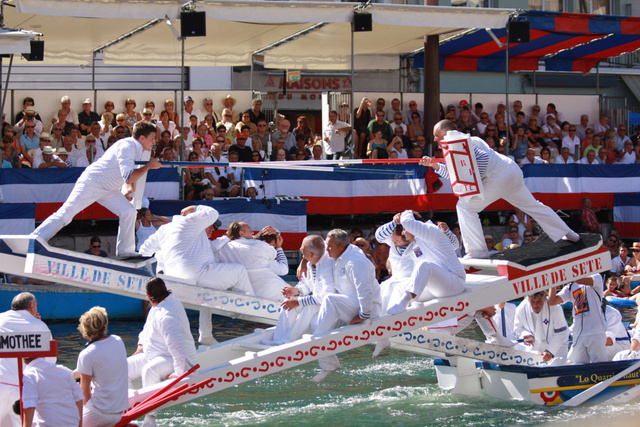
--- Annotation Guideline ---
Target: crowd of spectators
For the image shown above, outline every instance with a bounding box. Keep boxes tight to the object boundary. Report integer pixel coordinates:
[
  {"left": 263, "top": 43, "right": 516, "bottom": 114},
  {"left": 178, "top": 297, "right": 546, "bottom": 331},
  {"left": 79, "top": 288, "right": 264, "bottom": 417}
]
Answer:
[{"left": 3, "top": 94, "right": 640, "bottom": 200}]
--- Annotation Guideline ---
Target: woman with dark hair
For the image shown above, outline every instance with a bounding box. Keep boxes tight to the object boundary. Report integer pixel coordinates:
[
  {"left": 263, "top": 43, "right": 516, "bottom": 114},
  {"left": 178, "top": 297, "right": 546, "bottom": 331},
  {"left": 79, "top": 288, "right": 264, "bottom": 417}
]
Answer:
[
  {"left": 184, "top": 151, "right": 207, "bottom": 200},
  {"left": 135, "top": 208, "right": 170, "bottom": 251},
  {"left": 84, "top": 236, "right": 108, "bottom": 257},
  {"left": 76, "top": 306, "right": 128, "bottom": 427},
  {"left": 293, "top": 115, "right": 314, "bottom": 146}
]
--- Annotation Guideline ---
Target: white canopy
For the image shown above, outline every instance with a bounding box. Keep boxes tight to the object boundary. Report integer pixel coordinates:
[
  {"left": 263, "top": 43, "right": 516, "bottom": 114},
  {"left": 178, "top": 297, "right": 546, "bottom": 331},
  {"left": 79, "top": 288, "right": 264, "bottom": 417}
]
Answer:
[
  {"left": 9, "top": 0, "right": 512, "bottom": 69},
  {"left": 0, "top": 27, "right": 40, "bottom": 55}
]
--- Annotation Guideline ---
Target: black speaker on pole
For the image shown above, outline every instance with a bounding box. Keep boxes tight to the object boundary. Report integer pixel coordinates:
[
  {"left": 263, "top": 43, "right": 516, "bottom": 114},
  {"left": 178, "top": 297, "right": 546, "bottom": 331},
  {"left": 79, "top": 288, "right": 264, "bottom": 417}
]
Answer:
[
  {"left": 181, "top": 11, "right": 206, "bottom": 38},
  {"left": 507, "top": 21, "right": 530, "bottom": 44},
  {"left": 353, "top": 13, "right": 372, "bottom": 32},
  {"left": 23, "top": 40, "right": 44, "bottom": 61}
]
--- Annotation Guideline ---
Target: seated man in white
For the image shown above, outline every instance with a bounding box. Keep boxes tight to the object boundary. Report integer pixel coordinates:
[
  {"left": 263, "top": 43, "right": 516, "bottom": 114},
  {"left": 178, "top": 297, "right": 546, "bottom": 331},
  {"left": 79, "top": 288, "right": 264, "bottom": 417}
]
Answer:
[
  {"left": 265, "top": 235, "right": 335, "bottom": 345},
  {"left": 213, "top": 221, "right": 289, "bottom": 301},
  {"left": 312, "top": 229, "right": 381, "bottom": 383},
  {"left": 127, "top": 277, "right": 196, "bottom": 427},
  {"left": 604, "top": 305, "right": 630, "bottom": 361},
  {"left": 374, "top": 212, "right": 459, "bottom": 315},
  {"left": 140, "top": 205, "right": 253, "bottom": 346},
  {"left": 514, "top": 290, "right": 569, "bottom": 365},
  {"left": 386, "top": 210, "right": 466, "bottom": 315}
]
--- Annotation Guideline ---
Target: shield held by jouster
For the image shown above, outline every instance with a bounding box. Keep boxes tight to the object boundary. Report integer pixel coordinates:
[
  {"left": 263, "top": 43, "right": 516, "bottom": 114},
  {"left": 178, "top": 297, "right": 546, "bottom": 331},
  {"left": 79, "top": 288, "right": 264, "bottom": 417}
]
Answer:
[{"left": 440, "top": 130, "right": 484, "bottom": 199}]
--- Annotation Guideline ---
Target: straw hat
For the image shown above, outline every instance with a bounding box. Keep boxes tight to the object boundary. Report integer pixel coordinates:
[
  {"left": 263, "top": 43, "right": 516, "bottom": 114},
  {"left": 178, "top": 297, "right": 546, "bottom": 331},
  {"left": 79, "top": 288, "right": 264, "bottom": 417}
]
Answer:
[{"left": 222, "top": 94, "right": 237, "bottom": 107}]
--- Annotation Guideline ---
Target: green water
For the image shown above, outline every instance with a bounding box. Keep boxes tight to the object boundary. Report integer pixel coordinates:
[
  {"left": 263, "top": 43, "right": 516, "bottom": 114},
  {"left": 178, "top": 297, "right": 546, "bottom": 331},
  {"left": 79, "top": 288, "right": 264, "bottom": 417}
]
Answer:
[{"left": 48, "top": 314, "right": 640, "bottom": 427}]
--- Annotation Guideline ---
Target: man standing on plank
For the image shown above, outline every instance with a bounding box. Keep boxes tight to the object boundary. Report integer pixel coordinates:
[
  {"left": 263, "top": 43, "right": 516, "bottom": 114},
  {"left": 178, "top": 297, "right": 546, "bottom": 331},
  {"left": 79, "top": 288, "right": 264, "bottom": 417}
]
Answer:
[
  {"left": 32, "top": 121, "right": 160, "bottom": 258},
  {"left": 420, "top": 120, "right": 579, "bottom": 259}
]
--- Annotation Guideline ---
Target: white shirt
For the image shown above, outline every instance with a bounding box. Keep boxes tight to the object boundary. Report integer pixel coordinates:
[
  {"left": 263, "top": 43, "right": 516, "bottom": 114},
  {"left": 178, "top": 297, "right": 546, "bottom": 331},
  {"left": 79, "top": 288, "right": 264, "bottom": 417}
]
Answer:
[
  {"left": 333, "top": 244, "right": 380, "bottom": 319},
  {"left": 400, "top": 211, "right": 466, "bottom": 282},
  {"left": 611, "top": 255, "right": 632, "bottom": 276},
  {"left": 554, "top": 155, "right": 575, "bottom": 164},
  {"left": 182, "top": 107, "right": 204, "bottom": 126},
  {"left": 297, "top": 252, "right": 335, "bottom": 303},
  {"left": 514, "top": 298, "right": 569, "bottom": 357},
  {"left": 578, "top": 157, "right": 600, "bottom": 165},
  {"left": 78, "top": 136, "right": 143, "bottom": 190},
  {"left": 140, "top": 205, "right": 218, "bottom": 280},
  {"left": 376, "top": 220, "right": 417, "bottom": 281},
  {"left": 156, "top": 121, "right": 179, "bottom": 139},
  {"left": 22, "top": 358, "right": 83, "bottom": 427},
  {"left": 0, "top": 309, "right": 54, "bottom": 386},
  {"left": 204, "top": 154, "right": 230, "bottom": 181},
  {"left": 620, "top": 151, "right": 637, "bottom": 164},
  {"left": 605, "top": 306, "right": 628, "bottom": 342},
  {"left": 520, "top": 156, "right": 544, "bottom": 166},
  {"left": 138, "top": 294, "right": 196, "bottom": 376},
  {"left": 76, "top": 335, "right": 129, "bottom": 414},
  {"left": 323, "top": 119, "right": 350, "bottom": 155},
  {"left": 557, "top": 274, "right": 606, "bottom": 338},
  {"left": 561, "top": 135, "right": 581, "bottom": 155}
]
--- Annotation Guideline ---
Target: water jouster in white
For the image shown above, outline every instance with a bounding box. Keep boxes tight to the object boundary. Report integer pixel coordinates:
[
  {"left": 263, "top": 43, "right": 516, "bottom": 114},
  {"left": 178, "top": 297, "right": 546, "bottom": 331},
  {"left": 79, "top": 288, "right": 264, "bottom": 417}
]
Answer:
[{"left": 31, "top": 121, "right": 161, "bottom": 258}]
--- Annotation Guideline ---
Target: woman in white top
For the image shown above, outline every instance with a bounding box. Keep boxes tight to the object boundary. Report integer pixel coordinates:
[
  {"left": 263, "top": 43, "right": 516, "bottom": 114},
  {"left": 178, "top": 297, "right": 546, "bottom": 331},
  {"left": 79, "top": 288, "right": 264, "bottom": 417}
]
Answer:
[
  {"left": 387, "top": 136, "right": 408, "bottom": 159},
  {"left": 156, "top": 110, "right": 179, "bottom": 139},
  {"left": 135, "top": 208, "right": 170, "bottom": 251},
  {"left": 76, "top": 307, "right": 129, "bottom": 427}
]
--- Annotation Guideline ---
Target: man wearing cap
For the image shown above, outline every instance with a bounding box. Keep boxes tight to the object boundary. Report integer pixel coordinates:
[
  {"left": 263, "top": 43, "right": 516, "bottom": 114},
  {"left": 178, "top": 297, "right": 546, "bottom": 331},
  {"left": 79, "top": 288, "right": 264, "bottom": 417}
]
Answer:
[
  {"left": 32, "top": 121, "right": 161, "bottom": 258},
  {"left": 421, "top": 120, "right": 580, "bottom": 259},
  {"left": 14, "top": 106, "right": 43, "bottom": 137},
  {"left": 221, "top": 94, "right": 239, "bottom": 124},
  {"left": 228, "top": 133, "right": 252, "bottom": 162},
  {"left": 140, "top": 205, "right": 253, "bottom": 345},
  {"left": 182, "top": 95, "right": 204, "bottom": 126},
  {"left": 52, "top": 95, "right": 78, "bottom": 125},
  {"left": 35, "top": 146, "right": 66, "bottom": 169},
  {"left": 78, "top": 99, "right": 100, "bottom": 136}
]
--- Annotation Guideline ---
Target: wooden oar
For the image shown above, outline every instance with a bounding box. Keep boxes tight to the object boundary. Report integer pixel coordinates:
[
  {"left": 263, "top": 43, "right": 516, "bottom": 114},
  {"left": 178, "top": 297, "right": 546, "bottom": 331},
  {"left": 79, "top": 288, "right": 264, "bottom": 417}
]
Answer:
[{"left": 560, "top": 358, "right": 640, "bottom": 407}]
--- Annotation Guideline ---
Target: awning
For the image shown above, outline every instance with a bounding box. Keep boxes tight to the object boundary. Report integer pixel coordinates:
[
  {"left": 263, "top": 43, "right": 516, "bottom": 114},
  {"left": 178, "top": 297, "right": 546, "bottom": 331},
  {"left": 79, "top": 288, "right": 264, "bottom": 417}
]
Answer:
[
  {"left": 7, "top": 0, "right": 512, "bottom": 69},
  {"left": 0, "top": 27, "right": 40, "bottom": 55},
  {"left": 413, "top": 10, "right": 640, "bottom": 73}
]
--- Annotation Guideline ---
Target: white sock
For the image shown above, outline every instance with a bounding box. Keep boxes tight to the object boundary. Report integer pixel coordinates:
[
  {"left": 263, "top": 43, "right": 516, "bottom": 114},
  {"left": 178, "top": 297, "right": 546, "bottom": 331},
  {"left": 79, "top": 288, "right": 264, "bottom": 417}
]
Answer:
[
  {"left": 312, "top": 370, "right": 335, "bottom": 383},
  {"left": 387, "top": 292, "right": 413, "bottom": 315},
  {"left": 563, "top": 231, "right": 580, "bottom": 242},
  {"left": 372, "top": 338, "right": 391, "bottom": 358}
]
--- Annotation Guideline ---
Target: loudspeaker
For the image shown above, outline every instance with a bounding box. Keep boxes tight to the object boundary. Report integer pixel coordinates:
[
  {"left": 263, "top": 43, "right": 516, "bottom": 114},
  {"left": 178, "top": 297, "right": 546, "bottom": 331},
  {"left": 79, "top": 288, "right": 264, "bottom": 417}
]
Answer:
[
  {"left": 353, "top": 13, "right": 372, "bottom": 32},
  {"left": 507, "top": 21, "right": 530, "bottom": 44},
  {"left": 181, "top": 11, "right": 206, "bottom": 38},
  {"left": 23, "top": 40, "right": 44, "bottom": 62}
]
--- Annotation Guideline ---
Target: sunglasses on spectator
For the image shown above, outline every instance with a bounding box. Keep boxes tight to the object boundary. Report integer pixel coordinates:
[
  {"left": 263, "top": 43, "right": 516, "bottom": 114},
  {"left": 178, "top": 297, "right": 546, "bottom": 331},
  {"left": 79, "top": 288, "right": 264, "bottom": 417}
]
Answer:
[
  {"left": 509, "top": 229, "right": 518, "bottom": 233},
  {"left": 258, "top": 124, "right": 267, "bottom": 127},
  {"left": 117, "top": 130, "right": 125, "bottom": 134},
  {"left": 237, "top": 138, "right": 246, "bottom": 141},
  {"left": 356, "top": 243, "right": 366, "bottom": 248},
  {"left": 205, "top": 103, "right": 213, "bottom": 106},
  {"left": 41, "top": 138, "right": 50, "bottom": 142},
  {"left": 92, "top": 245, "right": 101, "bottom": 248},
  {"left": 409, "top": 103, "right": 417, "bottom": 107},
  {"left": 25, "top": 126, "right": 35, "bottom": 129},
  {"left": 105, "top": 104, "right": 114, "bottom": 107}
]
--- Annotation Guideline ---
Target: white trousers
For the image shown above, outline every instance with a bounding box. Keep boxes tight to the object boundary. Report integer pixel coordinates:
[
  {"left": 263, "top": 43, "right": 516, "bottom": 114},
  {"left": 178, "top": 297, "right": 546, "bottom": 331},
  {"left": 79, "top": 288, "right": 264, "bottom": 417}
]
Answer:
[
  {"left": 272, "top": 305, "right": 320, "bottom": 345},
  {"left": 0, "top": 383, "right": 20, "bottom": 427},
  {"left": 314, "top": 294, "right": 380, "bottom": 372},
  {"left": 32, "top": 180, "right": 137, "bottom": 256},
  {"left": 568, "top": 334, "right": 608, "bottom": 364},
  {"left": 197, "top": 262, "right": 254, "bottom": 340},
  {"left": 607, "top": 340, "right": 630, "bottom": 361},
  {"left": 248, "top": 269, "right": 287, "bottom": 302},
  {"left": 127, "top": 352, "right": 174, "bottom": 427},
  {"left": 380, "top": 276, "right": 409, "bottom": 313},
  {"left": 404, "top": 261, "right": 465, "bottom": 302},
  {"left": 82, "top": 399, "right": 124, "bottom": 427},
  {"left": 458, "top": 163, "right": 571, "bottom": 257}
]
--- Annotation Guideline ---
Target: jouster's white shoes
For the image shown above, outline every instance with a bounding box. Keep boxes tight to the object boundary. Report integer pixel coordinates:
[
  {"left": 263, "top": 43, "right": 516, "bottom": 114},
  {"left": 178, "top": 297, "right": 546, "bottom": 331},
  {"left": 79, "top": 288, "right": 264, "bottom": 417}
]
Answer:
[
  {"left": 387, "top": 292, "right": 413, "bottom": 315},
  {"left": 372, "top": 338, "right": 391, "bottom": 358},
  {"left": 563, "top": 231, "right": 580, "bottom": 242},
  {"left": 198, "top": 335, "right": 219, "bottom": 346},
  {"left": 312, "top": 369, "right": 337, "bottom": 383}
]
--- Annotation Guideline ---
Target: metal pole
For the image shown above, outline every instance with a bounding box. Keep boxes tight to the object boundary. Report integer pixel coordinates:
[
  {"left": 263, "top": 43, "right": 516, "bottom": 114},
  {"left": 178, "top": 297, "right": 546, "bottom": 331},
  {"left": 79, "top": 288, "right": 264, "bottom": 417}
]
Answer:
[
  {"left": 180, "top": 37, "right": 185, "bottom": 162},
  {"left": 425, "top": 35, "right": 439, "bottom": 157},
  {"left": 504, "top": 27, "right": 510, "bottom": 155},
  {"left": 1, "top": 55, "right": 14, "bottom": 121},
  {"left": 250, "top": 55, "right": 254, "bottom": 94},
  {"left": 350, "top": 21, "right": 355, "bottom": 158},
  {"left": 92, "top": 52, "right": 97, "bottom": 107}
]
